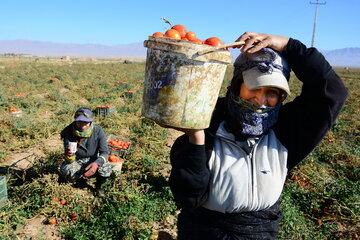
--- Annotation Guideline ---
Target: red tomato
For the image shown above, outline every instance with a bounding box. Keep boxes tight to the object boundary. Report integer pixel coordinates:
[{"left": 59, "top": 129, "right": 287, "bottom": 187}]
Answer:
[
  {"left": 48, "top": 217, "right": 57, "bottom": 225},
  {"left": 152, "top": 32, "right": 164, "bottom": 37},
  {"left": 9, "top": 107, "right": 17, "bottom": 112},
  {"left": 185, "top": 31, "right": 196, "bottom": 41},
  {"left": 171, "top": 24, "right": 187, "bottom": 38},
  {"left": 191, "top": 38, "right": 203, "bottom": 44},
  {"left": 164, "top": 29, "right": 181, "bottom": 39},
  {"left": 204, "top": 37, "right": 224, "bottom": 47},
  {"left": 108, "top": 154, "right": 117, "bottom": 162},
  {"left": 181, "top": 37, "right": 189, "bottom": 41},
  {"left": 108, "top": 154, "right": 124, "bottom": 163}
]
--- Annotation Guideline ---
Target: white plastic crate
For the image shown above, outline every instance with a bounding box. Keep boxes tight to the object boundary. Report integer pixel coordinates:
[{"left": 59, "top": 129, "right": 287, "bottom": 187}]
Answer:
[{"left": 107, "top": 135, "right": 131, "bottom": 175}]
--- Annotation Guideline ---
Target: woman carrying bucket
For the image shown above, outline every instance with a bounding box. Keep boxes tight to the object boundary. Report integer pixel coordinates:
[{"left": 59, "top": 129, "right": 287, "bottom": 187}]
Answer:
[{"left": 167, "top": 32, "right": 348, "bottom": 239}]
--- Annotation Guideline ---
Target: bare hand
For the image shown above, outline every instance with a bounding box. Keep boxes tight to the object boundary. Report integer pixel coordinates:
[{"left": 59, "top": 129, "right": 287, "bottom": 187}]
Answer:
[
  {"left": 84, "top": 162, "right": 98, "bottom": 177},
  {"left": 65, "top": 148, "right": 72, "bottom": 157},
  {"left": 234, "top": 32, "right": 290, "bottom": 53}
]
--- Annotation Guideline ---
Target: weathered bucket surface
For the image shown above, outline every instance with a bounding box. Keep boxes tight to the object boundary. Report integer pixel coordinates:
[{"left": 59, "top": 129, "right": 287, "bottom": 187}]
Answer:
[
  {"left": 110, "top": 162, "right": 123, "bottom": 176},
  {"left": 142, "top": 36, "right": 232, "bottom": 129},
  {"left": 0, "top": 176, "right": 8, "bottom": 206}
]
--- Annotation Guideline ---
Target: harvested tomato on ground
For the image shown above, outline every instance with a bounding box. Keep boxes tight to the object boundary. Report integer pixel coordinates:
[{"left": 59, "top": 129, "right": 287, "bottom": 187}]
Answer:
[
  {"left": 9, "top": 107, "right": 18, "bottom": 112},
  {"left": 48, "top": 217, "right": 57, "bottom": 225}
]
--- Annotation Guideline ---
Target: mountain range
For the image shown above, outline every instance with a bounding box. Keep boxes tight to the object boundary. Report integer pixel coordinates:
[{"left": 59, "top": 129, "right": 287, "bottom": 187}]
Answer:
[{"left": 0, "top": 39, "right": 359, "bottom": 67}]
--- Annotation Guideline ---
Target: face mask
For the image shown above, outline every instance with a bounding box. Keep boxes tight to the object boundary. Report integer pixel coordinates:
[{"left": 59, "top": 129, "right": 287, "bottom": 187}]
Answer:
[
  {"left": 226, "top": 92, "right": 281, "bottom": 136},
  {"left": 72, "top": 123, "right": 94, "bottom": 138}
]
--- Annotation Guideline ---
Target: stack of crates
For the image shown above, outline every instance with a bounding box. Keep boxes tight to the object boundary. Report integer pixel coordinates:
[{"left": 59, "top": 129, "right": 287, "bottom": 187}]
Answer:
[
  {"left": 94, "top": 105, "right": 116, "bottom": 118},
  {"left": 0, "top": 176, "right": 8, "bottom": 206},
  {"left": 107, "top": 134, "right": 131, "bottom": 176}
]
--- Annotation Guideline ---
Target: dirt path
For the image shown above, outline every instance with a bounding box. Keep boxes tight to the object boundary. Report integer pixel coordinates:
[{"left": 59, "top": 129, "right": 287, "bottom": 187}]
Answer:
[
  {"left": 17, "top": 215, "right": 63, "bottom": 240},
  {"left": 3, "top": 134, "right": 63, "bottom": 169}
]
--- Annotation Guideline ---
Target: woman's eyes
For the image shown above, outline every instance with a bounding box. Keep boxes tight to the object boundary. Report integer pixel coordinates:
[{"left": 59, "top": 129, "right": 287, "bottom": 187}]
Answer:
[{"left": 266, "top": 90, "right": 280, "bottom": 98}]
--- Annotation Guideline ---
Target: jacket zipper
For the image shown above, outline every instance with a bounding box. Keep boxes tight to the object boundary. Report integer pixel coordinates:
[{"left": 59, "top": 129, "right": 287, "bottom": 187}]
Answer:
[{"left": 215, "top": 134, "right": 263, "bottom": 208}]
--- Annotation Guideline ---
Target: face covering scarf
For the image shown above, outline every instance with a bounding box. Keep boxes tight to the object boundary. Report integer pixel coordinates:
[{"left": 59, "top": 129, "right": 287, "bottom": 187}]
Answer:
[
  {"left": 72, "top": 123, "right": 94, "bottom": 138},
  {"left": 225, "top": 91, "right": 281, "bottom": 136}
]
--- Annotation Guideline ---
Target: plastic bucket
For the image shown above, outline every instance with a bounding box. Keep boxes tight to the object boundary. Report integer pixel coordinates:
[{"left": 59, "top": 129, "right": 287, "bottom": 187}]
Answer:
[
  {"left": 142, "top": 36, "right": 232, "bottom": 129},
  {"left": 110, "top": 162, "right": 123, "bottom": 176}
]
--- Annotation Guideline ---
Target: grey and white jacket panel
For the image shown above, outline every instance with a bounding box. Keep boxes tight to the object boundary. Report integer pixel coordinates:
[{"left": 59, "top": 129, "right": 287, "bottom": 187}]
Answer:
[{"left": 202, "top": 122, "right": 288, "bottom": 213}]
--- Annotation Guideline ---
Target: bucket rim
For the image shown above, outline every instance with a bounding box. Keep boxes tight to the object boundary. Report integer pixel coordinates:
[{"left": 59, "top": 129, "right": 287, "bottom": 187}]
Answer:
[{"left": 144, "top": 36, "right": 232, "bottom": 64}]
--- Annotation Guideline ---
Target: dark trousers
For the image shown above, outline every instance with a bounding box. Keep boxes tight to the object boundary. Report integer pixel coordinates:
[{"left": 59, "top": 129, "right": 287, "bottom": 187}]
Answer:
[{"left": 177, "top": 204, "right": 282, "bottom": 240}]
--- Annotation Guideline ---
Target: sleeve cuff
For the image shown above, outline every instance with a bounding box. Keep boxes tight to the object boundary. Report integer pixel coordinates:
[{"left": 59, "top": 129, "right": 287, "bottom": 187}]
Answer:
[{"left": 95, "top": 155, "right": 106, "bottom": 166}]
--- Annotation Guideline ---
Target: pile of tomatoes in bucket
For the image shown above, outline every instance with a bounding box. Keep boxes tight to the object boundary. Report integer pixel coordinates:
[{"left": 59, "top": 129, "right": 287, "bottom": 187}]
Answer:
[{"left": 152, "top": 24, "right": 225, "bottom": 47}]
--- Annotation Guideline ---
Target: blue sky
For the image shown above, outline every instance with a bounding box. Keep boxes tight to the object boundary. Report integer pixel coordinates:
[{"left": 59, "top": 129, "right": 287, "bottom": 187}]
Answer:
[{"left": 1, "top": 0, "right": 358, "bottom": 50}]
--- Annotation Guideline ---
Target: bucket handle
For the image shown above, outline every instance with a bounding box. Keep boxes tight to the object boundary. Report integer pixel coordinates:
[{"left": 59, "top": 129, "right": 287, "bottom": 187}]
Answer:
[{"left": 197, "top": 41, "right": 245, "bottom": 55}]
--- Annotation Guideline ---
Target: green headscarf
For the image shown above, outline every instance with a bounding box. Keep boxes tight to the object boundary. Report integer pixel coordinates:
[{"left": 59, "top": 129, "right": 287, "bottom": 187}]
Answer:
[{"left": 72, "top": 123, "right": 94, "bottom": 138}]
